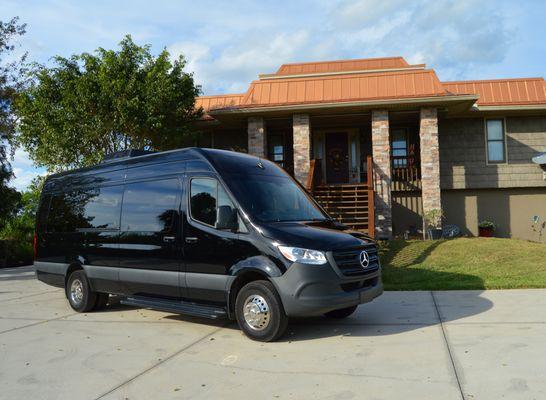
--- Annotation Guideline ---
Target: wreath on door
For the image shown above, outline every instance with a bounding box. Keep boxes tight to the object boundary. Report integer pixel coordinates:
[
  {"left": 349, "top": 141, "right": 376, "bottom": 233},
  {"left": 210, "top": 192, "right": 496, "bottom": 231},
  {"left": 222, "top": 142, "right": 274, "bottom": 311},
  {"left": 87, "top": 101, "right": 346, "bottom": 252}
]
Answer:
[{"left": 329, "top": 147, "right": 344, "bottom": 171}]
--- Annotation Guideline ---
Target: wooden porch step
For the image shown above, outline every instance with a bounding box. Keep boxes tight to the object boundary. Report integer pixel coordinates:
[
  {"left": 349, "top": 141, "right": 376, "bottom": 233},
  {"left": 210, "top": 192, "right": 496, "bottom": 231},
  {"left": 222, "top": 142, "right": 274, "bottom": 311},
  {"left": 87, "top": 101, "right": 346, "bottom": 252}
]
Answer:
[
  {"left": 312, "top": 181, "right": 374, "bottom": 234},
  {"left": 314, "top": 188, "right": 368, "bottom": 192}
]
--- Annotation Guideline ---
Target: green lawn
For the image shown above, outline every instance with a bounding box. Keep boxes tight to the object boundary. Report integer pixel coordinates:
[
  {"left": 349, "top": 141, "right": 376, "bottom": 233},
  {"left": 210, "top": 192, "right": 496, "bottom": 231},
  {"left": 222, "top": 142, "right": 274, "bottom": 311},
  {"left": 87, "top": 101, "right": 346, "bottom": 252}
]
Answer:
[{"left": 379, "top": 237, "right": 546, "bottom": 290}]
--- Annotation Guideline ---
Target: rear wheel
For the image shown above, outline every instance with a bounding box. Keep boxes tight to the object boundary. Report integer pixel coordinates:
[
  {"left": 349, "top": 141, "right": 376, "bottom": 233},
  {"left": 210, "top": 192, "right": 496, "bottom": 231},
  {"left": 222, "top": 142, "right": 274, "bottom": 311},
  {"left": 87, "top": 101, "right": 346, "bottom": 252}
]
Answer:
[
  {"left": 66, "top": 270, "right": 97, "bottom": 313},
  {"left": 324, "top": 305, "right": 358, "bottom": 319},
  {"left": 235, "top": 280, "right": 288, "bottom": 342}
]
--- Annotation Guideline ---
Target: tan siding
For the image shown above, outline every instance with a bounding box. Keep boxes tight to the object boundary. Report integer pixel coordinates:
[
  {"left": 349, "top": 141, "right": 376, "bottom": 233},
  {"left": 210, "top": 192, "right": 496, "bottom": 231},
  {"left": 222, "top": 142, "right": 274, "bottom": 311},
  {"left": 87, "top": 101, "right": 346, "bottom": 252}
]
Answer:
[
  {"left": 442, "top": 188, "right": 546, "bottom": 243},
  {"left": 439, "top": 116, "right": 546, "bottom": 189}
]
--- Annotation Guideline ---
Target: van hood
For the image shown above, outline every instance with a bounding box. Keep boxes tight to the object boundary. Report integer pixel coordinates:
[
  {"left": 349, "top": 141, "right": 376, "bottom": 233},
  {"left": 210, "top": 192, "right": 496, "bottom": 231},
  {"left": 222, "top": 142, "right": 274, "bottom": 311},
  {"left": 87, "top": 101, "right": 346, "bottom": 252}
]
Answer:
[{"left": 256, "top": 220, "right": 373, "bottom": 251}]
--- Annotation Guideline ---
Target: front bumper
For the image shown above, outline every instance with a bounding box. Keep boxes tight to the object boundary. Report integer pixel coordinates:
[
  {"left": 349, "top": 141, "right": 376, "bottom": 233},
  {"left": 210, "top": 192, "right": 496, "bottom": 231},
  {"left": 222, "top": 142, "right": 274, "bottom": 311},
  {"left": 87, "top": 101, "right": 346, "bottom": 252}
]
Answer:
[{"left": 270, "top": 261, "right": 383, "bottom": 317}]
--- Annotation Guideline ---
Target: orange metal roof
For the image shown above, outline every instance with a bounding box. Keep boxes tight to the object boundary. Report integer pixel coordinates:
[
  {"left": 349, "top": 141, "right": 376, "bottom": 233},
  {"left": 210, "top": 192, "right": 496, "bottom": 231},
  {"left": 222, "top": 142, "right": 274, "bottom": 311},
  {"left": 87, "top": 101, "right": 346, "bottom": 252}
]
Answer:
[
  {"left": 195, "top": 57, "right": 546, "bottom": 116},
  {"left": 443, "top": 78, "right": 546, "bottom": 106},
  {"left": 239, "top": 69, "right": 448, "bottom": 108},
  {"left": 275, "top": 57, "right": 411, "bottom": 75},
  {"left": 195, "top": 94, "right": 245, "bottom": 112}
]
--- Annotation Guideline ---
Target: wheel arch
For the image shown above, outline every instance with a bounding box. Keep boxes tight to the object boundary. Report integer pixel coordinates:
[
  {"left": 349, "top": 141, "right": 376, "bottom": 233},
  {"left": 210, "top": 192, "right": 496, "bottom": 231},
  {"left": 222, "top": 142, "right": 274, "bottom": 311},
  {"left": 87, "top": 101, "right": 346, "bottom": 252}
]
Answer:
[
  {"left": 226, "top": 256, "right": 284, "bottom": 319},
  {"left": 64, "top": 262, "right": 84, "bottom": 288}
]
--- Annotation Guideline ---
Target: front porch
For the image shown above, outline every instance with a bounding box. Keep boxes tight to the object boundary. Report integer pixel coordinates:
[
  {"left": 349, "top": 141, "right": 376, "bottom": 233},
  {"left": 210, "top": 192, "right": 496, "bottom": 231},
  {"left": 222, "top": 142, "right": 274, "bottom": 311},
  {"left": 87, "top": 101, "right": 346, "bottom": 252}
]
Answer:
[
  {"left": 241, "top": 108, "right": 441, "bottom": 239},
  {"left": 197, "top": 106, "right": 443, "bottom": 239}
]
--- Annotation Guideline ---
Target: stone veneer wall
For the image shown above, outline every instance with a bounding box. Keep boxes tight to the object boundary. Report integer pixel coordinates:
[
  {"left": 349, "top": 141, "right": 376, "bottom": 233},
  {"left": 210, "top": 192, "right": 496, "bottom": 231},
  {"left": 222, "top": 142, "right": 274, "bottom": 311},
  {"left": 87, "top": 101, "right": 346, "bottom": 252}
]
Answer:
[
  {"left": 419, "top": 107, "right": 442, "bottom": 227},
  {"left": 293, "top": 114, "right": 311, "bottom": 185},
  {"left": 247, "top": 117, "right": 266, "bottom": 158},
  {"left": 371, "top": 110, "right": 393, "bottom": 239}
]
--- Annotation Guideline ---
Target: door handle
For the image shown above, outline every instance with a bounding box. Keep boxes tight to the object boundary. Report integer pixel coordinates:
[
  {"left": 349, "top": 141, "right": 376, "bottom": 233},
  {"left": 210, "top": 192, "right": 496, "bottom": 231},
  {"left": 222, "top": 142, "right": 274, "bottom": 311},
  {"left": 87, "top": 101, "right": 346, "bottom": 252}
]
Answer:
[
  {"left": 185, "top": 237, "right": 198, "bottom": 244},
  {"left": 163, "top": 236, "right": 176, "bottom": 243}
]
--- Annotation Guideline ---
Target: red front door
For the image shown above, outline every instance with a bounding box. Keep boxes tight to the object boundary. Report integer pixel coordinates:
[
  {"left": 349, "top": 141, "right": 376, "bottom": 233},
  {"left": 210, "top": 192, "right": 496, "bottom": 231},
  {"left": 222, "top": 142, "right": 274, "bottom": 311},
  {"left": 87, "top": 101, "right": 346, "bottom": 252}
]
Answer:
[{"left": 325, "top": 132, "right": 349, "bottom": 183}]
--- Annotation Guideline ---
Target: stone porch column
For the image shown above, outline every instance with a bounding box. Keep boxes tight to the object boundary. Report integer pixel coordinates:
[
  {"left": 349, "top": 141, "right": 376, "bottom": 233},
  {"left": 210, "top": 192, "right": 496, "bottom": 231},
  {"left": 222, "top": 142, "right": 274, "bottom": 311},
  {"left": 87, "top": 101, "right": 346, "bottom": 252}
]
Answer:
[
  {"left": 419, "top": 107, "right": 442, "bottom": 228},
  {"left": 371, "top": 110, "right": 393, "bottom": 239},
  {"left": 247, "top": 117, "right": 266, "bottom": 158},
  {"left": 293, "top": 114, "right": 311, "bottom": 185}
]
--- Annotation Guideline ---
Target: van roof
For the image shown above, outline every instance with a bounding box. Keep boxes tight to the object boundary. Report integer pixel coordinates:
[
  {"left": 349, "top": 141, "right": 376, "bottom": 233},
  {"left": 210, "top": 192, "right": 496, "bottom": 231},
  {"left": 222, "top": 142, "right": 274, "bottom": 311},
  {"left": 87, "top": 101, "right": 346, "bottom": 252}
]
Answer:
[{"left": 43, "top": 148, "right": 281, "bottom": 191}]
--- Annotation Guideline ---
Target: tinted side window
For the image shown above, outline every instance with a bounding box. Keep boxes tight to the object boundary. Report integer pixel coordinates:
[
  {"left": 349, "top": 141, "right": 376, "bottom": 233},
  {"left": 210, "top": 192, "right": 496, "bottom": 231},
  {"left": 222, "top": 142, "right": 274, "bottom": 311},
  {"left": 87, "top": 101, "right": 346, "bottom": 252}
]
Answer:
[
  {"left": 190, "top": 178, "right": 243, "bottom": 230},
  {"left": 121, "top": 179, "right": 180, "bottom": 232},
  {"left": 81, "top": 186, "right": 123, "bottom": 229},
  {"left": 190, "top": 178, "right": 217, "bottom": 226},
  {"left": 36, "top": 194, "right": 51, "bottom": 232},
  {"left": 47, "top": 186, "right": 123, "bottom": 232}
]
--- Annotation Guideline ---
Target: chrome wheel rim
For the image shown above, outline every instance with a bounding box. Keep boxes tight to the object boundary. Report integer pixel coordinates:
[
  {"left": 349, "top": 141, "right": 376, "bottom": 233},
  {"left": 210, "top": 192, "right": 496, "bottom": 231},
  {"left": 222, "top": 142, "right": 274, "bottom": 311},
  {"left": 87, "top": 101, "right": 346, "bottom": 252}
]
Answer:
[
  {"left": 243, "top": 294, "right": 270, "bottom": 331},
  {"left": 70, "top": 279, "right": 84, "bottom": 305}
]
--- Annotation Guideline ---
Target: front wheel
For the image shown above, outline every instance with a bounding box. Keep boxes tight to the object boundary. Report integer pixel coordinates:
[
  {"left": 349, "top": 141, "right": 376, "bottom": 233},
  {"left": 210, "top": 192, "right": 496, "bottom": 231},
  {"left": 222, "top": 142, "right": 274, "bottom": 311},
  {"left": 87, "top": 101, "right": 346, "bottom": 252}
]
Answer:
[
  {"left": 324, "top": 305, "right": 358, "bottom": 319},
  {"left": 235, "top": 280, "right": 288, "bottom": 342}
]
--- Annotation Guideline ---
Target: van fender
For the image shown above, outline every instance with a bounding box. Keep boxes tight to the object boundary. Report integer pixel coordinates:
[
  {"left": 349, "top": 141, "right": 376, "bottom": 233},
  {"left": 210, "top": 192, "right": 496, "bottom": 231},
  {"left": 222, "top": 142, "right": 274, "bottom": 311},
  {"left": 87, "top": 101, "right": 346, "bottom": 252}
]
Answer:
[{"left": 225, "top": 256, "right": 284, "bottom": 319}]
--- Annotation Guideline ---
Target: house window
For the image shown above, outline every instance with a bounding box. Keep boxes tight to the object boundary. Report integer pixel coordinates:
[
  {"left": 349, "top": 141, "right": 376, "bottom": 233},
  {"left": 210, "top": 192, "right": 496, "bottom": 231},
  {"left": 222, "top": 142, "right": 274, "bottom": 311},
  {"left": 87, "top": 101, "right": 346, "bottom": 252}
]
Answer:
[
  {"left": 268, "top": 135, "right": 284, "bottom": 168},
  {"left": 391, "top": 128, "right": 408, "bottom": 168},
  {"left": 486, "top": 119, "right": 506, "bottom": 163}
]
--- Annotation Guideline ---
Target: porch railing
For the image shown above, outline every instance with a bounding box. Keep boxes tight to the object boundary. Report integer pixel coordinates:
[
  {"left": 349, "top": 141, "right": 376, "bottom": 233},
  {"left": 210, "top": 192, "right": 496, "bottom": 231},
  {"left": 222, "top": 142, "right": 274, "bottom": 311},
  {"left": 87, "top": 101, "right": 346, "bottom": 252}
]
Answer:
[
  {"left": 306, "top": 158, "right": 323, "bottom": 192},
  {"left": 391, "top": 156, "right": 421, "bottom": 191}
]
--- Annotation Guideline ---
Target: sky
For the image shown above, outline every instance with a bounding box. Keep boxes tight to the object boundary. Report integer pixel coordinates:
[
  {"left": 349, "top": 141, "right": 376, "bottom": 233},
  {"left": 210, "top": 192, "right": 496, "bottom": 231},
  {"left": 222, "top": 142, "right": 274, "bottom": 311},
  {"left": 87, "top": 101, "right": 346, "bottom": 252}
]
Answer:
[{"left": 2, "top": 0, "right": 546, "bottom": 191}]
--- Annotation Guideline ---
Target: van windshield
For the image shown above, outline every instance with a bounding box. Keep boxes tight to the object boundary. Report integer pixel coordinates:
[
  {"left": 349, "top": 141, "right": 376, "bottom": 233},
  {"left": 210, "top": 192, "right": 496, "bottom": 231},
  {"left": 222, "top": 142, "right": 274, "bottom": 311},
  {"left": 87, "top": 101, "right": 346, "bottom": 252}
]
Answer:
[{"left": 226, "top": 174, "right": 328, "bottom": 223}]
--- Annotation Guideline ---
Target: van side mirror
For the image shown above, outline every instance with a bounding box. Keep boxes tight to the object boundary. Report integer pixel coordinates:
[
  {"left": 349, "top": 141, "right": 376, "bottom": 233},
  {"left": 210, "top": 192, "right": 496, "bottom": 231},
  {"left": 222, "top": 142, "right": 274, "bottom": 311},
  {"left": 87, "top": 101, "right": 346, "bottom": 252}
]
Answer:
[{"left": 216, "top": 205, "right": 238, "bottom": 231}]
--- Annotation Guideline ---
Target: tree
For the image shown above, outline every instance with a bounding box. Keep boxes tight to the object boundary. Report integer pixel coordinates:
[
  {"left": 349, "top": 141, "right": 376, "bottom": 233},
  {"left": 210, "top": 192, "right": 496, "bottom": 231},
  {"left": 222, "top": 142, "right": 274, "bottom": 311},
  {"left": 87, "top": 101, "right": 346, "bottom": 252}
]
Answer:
[
  {"left": 16, "top": 35, "right": 202, "bottom": 171},
  {"left": 0, "top": 17, "right": 26, "bottom": 230},
  {"left": 0, "top": 176, "right": 43, "bottom": 265},
  {"left": 0, "top": 176, "right": 43, "bottom": 241}
]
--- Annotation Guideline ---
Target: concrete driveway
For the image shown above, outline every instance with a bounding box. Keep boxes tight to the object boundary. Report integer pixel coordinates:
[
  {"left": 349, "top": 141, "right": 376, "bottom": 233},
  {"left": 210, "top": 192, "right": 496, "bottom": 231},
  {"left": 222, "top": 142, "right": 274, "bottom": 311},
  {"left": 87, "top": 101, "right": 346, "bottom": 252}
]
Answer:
[{"left": 1, "top": 266, "right": 545, "bottom": 400}]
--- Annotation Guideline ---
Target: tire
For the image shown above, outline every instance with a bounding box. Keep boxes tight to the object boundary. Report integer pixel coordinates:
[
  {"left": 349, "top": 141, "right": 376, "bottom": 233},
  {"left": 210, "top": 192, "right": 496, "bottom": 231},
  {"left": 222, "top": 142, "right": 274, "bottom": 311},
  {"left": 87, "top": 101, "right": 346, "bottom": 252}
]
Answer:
[
  {"left": 324, "top": 305, "right": 358, "bottom": 319},
  {"left": 235, "top": 280, "right": 288, "bottom": 342},
  {"left": 66, "top": 270, "right": 97, "bottom": 313},
  {"left": 93, "top": 293, "right": 109, "bottom": 311}
]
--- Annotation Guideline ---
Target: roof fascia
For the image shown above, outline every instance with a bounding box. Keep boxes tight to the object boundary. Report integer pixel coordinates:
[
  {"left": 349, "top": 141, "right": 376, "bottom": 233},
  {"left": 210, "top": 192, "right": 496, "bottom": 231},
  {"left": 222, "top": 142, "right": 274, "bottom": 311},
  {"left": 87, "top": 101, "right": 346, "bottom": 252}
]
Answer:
[
  {"left": 476, "top": 104, "right": 546, "bottom": 111},
  {"left": 208, "top": 94, "right": 479, "bottom": 115}
]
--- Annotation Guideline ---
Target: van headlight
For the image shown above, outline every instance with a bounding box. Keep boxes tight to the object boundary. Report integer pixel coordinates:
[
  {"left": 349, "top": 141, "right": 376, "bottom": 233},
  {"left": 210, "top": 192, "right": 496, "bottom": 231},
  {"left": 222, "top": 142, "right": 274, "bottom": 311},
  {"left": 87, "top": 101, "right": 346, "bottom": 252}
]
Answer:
[{"left": 278, "top": 246, "right": 327, "bottom": 265}]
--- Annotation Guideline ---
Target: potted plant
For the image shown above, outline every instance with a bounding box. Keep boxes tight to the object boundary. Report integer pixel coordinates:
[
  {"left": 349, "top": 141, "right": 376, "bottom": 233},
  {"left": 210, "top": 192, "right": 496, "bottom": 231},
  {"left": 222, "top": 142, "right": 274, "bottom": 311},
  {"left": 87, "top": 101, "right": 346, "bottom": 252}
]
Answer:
[
  {"left": 423, "top": 209, "right": 443, "bottom": 240},
  {"left": 478, "top": 220, "right": 495, "bottom": 237}
]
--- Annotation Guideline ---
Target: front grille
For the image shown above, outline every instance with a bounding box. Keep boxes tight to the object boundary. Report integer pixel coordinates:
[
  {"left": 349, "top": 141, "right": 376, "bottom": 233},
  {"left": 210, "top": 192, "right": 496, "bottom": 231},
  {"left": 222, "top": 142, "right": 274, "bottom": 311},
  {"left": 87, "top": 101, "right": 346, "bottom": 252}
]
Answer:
[{"left": 332, "top": 245, "right": 380, "bottom": 276}]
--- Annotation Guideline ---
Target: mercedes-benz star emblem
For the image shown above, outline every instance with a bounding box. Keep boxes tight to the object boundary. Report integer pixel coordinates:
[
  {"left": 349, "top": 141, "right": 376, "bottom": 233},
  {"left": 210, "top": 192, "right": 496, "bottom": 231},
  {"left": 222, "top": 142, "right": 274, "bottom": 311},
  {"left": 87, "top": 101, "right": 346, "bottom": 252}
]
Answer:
[
  {"left": 359, "top": 250, "right": 370, "bottom": 268},
  {"left": 257, "top": 161, "right": 265, "bottom": 169}
]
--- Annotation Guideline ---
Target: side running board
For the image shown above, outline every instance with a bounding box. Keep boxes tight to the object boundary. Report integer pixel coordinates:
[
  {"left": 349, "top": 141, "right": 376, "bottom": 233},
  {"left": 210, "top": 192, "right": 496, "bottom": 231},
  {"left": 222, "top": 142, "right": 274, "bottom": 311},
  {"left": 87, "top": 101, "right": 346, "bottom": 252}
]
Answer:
[{"left": 120, "top": 296, "right": 228, "bottom": 319}]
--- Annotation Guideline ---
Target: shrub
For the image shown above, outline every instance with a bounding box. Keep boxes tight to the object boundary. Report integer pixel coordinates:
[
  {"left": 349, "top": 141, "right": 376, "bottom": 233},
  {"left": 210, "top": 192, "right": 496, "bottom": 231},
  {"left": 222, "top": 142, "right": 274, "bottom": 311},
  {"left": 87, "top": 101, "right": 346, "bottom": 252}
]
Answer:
[{"left": 478, "top": 220, "right": 496, "bottom": 230}]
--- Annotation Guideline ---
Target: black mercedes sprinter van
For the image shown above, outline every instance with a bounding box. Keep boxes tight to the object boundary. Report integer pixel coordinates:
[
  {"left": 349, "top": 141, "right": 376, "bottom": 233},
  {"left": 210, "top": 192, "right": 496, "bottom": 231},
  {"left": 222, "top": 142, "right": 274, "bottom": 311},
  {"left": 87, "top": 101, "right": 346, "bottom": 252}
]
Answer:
[{"left": 35, "top": 148, "right": 383, "bottom": 341}]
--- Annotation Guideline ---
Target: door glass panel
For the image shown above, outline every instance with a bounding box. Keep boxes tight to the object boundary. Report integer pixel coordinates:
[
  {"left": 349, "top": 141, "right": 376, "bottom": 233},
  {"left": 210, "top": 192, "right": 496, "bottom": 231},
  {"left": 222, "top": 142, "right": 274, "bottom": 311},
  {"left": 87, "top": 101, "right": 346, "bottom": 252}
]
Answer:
[
  {"left": 121, "top": 179, "right": 179, "bottom": 232},
  {"left": 350, "top": 136, "right": 357, "bottom": 171},
  {"left": 218, "top": 184, "right": 234, "bottom": 209},
  {"left": 190, "top": 178, "right": 217, "bottom": 226},
  {"left": 267, "top": 135, "right": 285, "bottom": 168}
]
